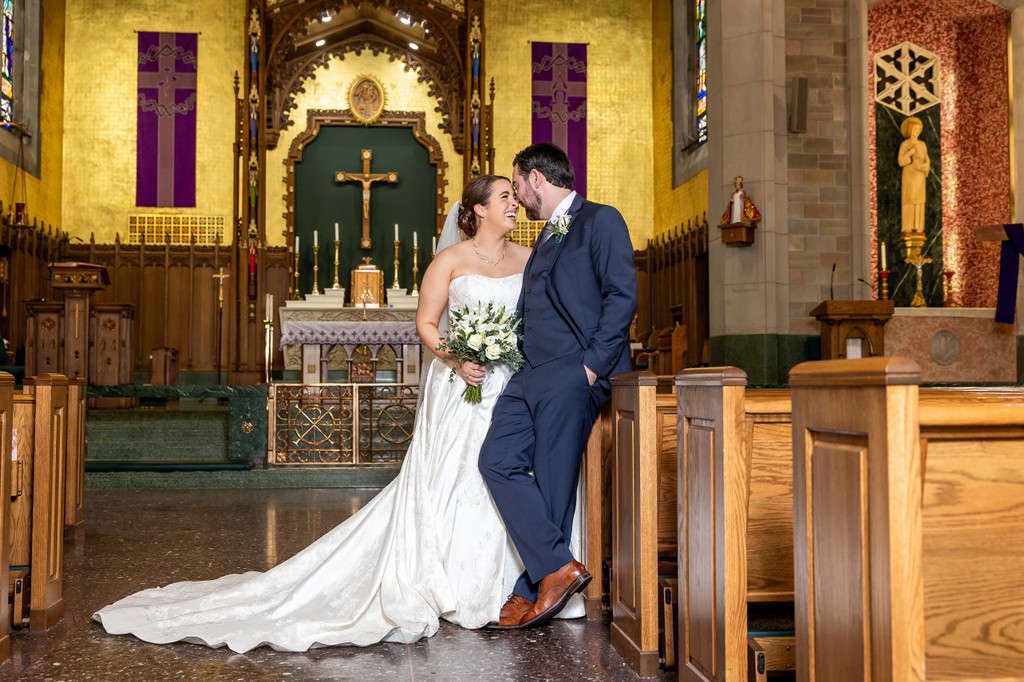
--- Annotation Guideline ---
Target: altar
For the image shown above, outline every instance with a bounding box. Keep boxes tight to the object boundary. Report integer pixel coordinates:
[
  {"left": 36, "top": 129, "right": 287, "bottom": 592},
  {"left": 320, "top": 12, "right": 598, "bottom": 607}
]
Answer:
[
  {"left": 279, "top": 304, "right": 422, "bottom": 384},
  {"left": 884, "top": 307, "right": 1017, "bottom": 383}
]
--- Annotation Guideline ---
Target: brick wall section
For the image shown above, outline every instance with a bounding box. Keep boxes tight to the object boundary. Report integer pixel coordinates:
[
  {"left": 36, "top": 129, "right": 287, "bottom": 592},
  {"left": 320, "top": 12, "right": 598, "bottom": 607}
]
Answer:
[{"left": 785, "top": 0, "right": 852, "bottom": 335}]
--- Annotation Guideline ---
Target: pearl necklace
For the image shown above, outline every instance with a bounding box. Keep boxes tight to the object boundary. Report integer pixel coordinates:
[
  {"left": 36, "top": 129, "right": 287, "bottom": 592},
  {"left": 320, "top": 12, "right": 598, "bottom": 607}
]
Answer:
[{"left": 472, "top": 239, "right": 508, "bottom": 267}]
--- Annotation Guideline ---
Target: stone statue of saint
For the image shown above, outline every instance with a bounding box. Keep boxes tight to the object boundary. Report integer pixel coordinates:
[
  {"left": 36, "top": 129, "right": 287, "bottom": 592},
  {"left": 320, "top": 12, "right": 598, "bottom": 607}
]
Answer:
[
  {"left": 719, "top": 175, "right": 762, "bottom": 226},
  {"left": 898, "top": 116, "right": 930, "bottom": 234}
]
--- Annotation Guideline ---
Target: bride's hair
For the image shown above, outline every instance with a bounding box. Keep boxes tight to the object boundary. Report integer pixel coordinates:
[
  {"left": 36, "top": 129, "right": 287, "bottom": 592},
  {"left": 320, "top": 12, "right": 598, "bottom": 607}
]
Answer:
[{"left": 457, "top": 174, "right": 510, "bottom": 238}]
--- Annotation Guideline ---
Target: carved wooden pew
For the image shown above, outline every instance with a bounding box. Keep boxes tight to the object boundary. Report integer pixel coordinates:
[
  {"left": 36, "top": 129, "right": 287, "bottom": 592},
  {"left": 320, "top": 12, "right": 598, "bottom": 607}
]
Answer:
[
  {"left": 791, "top": 358, "right": 1024, "bottom": 681},
  {"left": 10, "top": 374, "right": 69, "bottom": 630},
  {"left": 0, "top": 372, "right": 15, "bottom": 661},
  {"left": 607, "top": 372, "right": 679, "bottom": 675},
  {"left": 64, "top": 377, "right": 87, "bottom": 538},
  {"left": 675, "top": 368, "right": 796, "bottom": 682}
]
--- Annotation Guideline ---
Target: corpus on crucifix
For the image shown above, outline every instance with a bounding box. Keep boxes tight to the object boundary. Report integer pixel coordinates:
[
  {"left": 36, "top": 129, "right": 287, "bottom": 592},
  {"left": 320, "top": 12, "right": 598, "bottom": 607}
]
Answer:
[{"left": 335, "top": 148, "right": 398, "bottom": 249}]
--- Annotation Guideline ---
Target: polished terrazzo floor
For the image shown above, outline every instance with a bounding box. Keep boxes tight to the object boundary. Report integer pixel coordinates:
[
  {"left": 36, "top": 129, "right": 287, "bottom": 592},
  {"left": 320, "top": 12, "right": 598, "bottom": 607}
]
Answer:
[{"left": 0, "top": 488, "right": 674, "bottom": 681}]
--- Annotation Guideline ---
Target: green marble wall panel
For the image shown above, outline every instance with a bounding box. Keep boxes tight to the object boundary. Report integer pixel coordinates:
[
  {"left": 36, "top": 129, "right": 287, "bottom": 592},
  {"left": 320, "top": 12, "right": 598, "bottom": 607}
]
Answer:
[
  {"left": 876, "top": 104, "right": 944, "bottom": 307},
  {"left": 710, "top": 334, "right": 820, "bottom": 387}
]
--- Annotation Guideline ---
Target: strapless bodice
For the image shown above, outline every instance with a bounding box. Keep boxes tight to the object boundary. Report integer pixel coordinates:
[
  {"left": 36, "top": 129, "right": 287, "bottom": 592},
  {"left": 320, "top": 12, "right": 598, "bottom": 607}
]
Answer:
[{"left": 447, "top": 273, "right": 523, "bottom": 317}]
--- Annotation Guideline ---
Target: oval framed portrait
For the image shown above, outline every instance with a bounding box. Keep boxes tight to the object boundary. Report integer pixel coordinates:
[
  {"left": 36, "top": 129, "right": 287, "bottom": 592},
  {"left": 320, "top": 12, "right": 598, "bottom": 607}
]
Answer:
[{"left": 348, "top": 75, "right": 386, "bottom": 125}]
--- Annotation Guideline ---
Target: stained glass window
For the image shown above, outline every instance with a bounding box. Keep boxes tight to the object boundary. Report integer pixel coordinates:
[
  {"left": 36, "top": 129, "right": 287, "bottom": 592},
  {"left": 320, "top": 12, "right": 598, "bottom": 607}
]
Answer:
[
  {"left": 695, "top": 0, "right": 706, "bottom": 144},
  {"left": 1, "top": 0, "right": 12, "bottom": 123}
]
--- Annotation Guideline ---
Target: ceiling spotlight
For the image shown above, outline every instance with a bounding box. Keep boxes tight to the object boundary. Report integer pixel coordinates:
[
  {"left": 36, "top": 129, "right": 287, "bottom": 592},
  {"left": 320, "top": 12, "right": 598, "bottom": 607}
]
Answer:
[
  {"left": 315, "top": 38, "right": 326, "bottom": 47},
  {"left": 398, "top": 13, "right": 412, "bottom": 25},
  {"left": 408, "top": 42, "right": 419, "bottom": 50},
  {"left": 319, "top": 9, "right": 331, "bottom": 22}
]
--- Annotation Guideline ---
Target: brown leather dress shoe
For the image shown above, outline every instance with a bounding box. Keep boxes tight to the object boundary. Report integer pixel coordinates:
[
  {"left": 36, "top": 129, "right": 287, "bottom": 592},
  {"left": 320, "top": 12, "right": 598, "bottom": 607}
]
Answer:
[
  {"left": 485, "top": 594, "right": 535, "bottom": 630},
  {"left": 518, "top": 560, "right": 591, "bottom": 629}
]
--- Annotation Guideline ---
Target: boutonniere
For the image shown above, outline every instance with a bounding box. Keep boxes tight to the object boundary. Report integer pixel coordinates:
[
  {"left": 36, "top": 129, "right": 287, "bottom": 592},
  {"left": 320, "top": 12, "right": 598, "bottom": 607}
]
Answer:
[{"left": 550, "top": 214, "right": 572, "bottom": 243}]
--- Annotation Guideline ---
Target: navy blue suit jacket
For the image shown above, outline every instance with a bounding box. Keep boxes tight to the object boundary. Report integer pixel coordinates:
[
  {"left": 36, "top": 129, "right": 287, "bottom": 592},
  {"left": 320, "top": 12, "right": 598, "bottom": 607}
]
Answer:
[{"left": 518, "top": 194, "right": 637, "bottom": 379}]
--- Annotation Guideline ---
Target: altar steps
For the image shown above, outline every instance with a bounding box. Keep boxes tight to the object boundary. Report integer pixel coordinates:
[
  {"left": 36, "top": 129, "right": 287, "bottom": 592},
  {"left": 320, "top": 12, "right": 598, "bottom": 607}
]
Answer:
[
  {"left": 85, "top": 405, "right": 231, "bottom": 469},
  {"left": 83, "top": 397, "right": 400, "bottom": 489}
]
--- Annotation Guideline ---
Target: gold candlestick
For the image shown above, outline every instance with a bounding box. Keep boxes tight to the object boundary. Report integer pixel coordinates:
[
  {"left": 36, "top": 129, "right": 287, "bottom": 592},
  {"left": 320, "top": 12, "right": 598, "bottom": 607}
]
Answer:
[
  {"left": 412, "top": 245, "right": 420, "bottom": 296},
  {"left": 263, "top": 293, "right": 274, "bottom": 384},
  {"left": 291, "top": 249, "right": 301, "bottom": 300},
  {"left": 310, "top": 244, "right": 322, "bottom": 296},
  {"left": 879, "top": 270, "right": 890, "bottom": 301},
  {"left": 391, "top": 239, "right": 402, "bottom": 290},
  {"left": 332, "top": 239, "right": 341, "bottom": 289},
  {"left": 944, "top": 270, "right": 957, "bottom": 307}
]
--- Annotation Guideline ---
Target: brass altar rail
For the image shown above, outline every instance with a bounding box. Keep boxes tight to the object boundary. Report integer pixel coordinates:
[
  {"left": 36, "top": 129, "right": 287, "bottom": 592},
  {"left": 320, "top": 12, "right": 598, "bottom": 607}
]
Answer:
[{"left": 267, "top": 382, "right": 419, "bottom": 466}]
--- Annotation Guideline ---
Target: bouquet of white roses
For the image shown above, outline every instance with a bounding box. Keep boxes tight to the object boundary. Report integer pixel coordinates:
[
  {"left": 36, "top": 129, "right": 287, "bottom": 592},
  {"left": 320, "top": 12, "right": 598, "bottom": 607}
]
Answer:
[{"left": 436, "top": 302, "right": 524, "bottom": 403}]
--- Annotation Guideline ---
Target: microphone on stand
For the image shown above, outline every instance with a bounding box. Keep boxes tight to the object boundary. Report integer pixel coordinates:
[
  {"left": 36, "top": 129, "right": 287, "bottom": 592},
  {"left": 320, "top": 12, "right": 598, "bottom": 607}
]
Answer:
[{"left": 830, "top": 263, "right": 836, "bottom": 300}]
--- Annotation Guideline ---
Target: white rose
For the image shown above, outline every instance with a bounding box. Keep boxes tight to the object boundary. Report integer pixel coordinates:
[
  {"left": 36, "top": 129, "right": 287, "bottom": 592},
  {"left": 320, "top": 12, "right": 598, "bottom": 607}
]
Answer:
[
  {"left": 485, "top": 344, "right": 502, "bottom": 361},
  {"left": 468, "top": 334, "right": 483, "bottom": 351}
]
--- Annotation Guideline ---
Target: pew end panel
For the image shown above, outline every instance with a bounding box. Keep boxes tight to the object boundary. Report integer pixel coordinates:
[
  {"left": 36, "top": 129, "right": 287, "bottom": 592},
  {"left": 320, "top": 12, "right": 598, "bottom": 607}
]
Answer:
[
  {"left": 676, "top": 367, "right": 748, "bottom": 682},
  {"left": 676, "top": 371, "right": 796, "bottom": 682},
  {"left": 0, "top": 372, "right": 14, "bottom": 658},
  {"left": 11, "top": 375, "right": 69, "bottom": 631},
  {"left": 609, "top": 371, "right": 661, "bottom": 677},
  {"left": 64, "top": 377, "right": 87, "bottom": 538},
  {"left": 790, "top": 358, "right": 926, "bottom": 682}
]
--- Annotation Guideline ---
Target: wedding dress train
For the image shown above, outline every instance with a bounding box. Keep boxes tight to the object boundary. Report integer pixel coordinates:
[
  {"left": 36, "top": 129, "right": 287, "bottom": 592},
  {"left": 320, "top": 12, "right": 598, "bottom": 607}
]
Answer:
[{"left": 95, "top": 273, "right": 583, "bottom": 653}]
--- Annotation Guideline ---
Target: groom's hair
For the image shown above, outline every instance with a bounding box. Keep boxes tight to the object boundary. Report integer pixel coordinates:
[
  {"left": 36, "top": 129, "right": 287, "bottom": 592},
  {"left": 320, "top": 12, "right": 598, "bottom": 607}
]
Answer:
[{"left": 513, "top": 143, "right": 574, "bottom": 190}]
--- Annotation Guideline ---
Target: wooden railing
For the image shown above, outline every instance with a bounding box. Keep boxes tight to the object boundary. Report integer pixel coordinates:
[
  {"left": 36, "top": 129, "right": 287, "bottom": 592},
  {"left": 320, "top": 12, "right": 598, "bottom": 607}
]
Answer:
[{"left": 634, "top": 214, "right": 709, "bottom": 371}]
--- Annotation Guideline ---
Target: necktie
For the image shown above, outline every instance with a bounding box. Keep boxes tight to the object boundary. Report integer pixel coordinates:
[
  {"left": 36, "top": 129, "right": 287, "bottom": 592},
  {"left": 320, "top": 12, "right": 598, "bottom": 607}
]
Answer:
[{"left": 540, "top": 221, "right": 554, "bottom": 245}]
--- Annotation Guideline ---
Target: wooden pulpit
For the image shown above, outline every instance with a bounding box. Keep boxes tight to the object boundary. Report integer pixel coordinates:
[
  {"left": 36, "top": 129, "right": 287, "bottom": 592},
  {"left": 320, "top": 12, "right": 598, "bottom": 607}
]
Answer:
[
  {"left": 809, "top": 299, "right": 894, "bottom": 360},
  {"left": 48, "top": 262, "right": 110, "bottom": 381}
]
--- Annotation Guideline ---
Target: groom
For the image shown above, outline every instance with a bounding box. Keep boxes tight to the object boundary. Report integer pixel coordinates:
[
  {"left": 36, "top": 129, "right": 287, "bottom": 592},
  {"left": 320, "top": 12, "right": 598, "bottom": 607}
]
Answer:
[{"left": 479, "top": 142, "right": 637, "bottom": 629}]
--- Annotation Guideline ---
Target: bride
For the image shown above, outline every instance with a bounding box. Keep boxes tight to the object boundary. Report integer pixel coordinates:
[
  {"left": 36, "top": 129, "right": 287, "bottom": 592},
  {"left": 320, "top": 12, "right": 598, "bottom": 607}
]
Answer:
[{"left": 94, "top": 175, "right": 582, "bottom": 652}]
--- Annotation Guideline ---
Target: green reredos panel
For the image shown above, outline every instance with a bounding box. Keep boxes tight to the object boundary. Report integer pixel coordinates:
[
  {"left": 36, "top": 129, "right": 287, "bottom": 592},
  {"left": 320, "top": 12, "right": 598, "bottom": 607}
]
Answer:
[
  {"left": 294, "top": 126, "right": 437, "bottom": 301},
  {"left": 875, "top": 104, "right": 944, "bottom": 307}
]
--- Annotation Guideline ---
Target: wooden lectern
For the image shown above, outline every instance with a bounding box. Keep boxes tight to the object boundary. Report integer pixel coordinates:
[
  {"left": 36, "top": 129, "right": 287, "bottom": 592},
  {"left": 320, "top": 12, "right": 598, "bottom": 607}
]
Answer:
[
  {"left": 48, "top": 262, "right": 110, "bottom": 380},
  {"left": 351, "top": 259, "right": 384, "bottom": 307},
  {"left": 810, "top": 299, "right": 894, "bottom": 360}
]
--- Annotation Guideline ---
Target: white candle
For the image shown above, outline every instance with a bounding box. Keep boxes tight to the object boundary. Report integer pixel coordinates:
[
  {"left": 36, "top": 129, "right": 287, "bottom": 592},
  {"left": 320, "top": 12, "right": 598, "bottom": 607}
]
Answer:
[
  {"left": 880, "top": 241, "right": 887, "bottom": 270},
  {"left": 432, "top": 236, "right": 437, "bottom": 254},
  {"left": 334, "top": 222, "right": 339, "bottom": 241},
  {"left": 295, "top": 235, "right": 299, "bottom": 251},
  {"left": 394, "top": 223, "right": 400, "bottom": 241},
  {"left": 266, "top": 293, "right": 273, "bottom": 311},
  {"left": 314, "top": 230, "right": 318, "bottom": 247},
  {"left": 413, "top": 231, "right": 418, "bottom": 248}
]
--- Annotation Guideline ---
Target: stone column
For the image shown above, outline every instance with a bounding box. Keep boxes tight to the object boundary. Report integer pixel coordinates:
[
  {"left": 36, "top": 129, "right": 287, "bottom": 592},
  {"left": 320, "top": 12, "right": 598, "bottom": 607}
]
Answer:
[{"left": 707, "top": 0, "right": 790, "bottom": 384}]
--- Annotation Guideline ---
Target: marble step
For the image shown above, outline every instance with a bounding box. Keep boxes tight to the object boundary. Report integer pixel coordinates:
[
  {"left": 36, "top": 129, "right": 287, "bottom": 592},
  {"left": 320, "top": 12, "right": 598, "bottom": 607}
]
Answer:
[{"left": 86, "top": 408, "right": 229, "bottom": 463}]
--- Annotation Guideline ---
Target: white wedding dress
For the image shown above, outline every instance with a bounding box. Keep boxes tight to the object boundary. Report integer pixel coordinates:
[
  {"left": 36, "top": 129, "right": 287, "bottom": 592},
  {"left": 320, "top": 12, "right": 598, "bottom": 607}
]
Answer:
[{"left": 94, "top": 273, "right": 583, "bottom": 653}]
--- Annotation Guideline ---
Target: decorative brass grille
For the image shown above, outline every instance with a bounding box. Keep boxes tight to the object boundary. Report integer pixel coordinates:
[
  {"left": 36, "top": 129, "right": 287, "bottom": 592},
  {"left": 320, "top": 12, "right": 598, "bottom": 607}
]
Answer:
[
  {"left": 268, "top": 383, "right": 419, "bottom": 466},
  {"left": 509, "top": 218, "right": 545, "bottom": 247},
  {"left": 127, "top": 215, "right": 226, "bottom": 245}
]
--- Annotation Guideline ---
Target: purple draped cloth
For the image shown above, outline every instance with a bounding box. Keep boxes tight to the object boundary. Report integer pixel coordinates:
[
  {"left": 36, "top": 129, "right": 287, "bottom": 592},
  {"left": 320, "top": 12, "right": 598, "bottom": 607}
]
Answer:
[
  {"left": 532, "top": 42, "right": 587, "bottom": 195},
  {"left": 137, "top": 32, "right": 197, "bottom": 207},
  {"left": 995, "top": 224, "right": 1024, "bottom": 324}
]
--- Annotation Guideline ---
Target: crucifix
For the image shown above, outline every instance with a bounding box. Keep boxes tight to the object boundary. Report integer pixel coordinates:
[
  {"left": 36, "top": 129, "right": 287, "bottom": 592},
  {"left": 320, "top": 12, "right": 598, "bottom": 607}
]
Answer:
[
  {"left": 335, "top": 149, "right": 398, "bottom": 249},
  {"left": 213, "top": 267, "right": 230, "bottom": 382}
]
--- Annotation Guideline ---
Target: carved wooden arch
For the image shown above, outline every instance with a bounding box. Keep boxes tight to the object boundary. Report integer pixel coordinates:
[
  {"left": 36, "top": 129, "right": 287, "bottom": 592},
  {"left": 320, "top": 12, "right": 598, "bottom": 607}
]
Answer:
[
  {"left": 283, "top": 108, "right": 449, "bottom": 255},
  {"left": 261, "top": 0, "right": 467, "bottom": 152}
]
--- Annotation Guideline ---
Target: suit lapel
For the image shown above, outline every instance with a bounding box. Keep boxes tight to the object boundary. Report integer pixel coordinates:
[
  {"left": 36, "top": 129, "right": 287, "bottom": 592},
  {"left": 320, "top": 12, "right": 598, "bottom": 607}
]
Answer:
[{"left": 547, "top": 195, "right": 586, "bottom": 268}]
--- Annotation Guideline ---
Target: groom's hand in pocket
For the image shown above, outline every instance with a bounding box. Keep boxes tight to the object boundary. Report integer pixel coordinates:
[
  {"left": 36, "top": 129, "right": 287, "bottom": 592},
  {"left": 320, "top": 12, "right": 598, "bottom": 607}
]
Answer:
[{"left": 584, "top": 364, "right": 597, "bottom": 386}]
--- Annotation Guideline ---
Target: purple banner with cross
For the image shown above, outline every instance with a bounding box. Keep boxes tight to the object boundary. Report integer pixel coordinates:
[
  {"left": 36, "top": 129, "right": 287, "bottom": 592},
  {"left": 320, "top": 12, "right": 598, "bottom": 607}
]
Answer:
[
  {"left": 137, "top": 32, "right": 197, "bottom": 207},
  {"left": 532, "top": 42, "right": 587, "bottom": 196}
]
